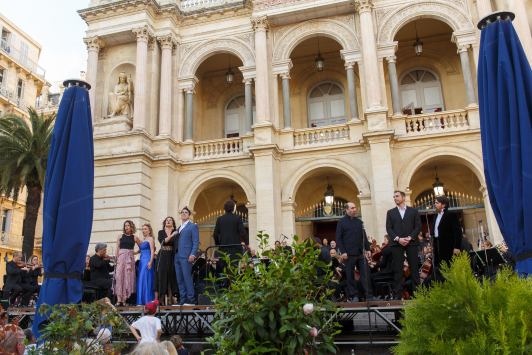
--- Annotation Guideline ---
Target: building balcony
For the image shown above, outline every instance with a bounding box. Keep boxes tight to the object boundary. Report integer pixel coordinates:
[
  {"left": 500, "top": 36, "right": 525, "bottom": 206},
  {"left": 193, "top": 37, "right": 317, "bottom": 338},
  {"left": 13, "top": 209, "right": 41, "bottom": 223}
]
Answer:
[
  {"left": 193, "top": 136, "right": 248, "bottom": 160},
  {"left": 181, "top": 0, "right": 246, "bottom": 14},
  {"left": 0, "top": 39, "right": 45, "bottom": 81},
  {"left": 0, "top": 86, "right": 29, "bottom": 113},
  {"left": 0, "top": 232, "right": 23, "bottom": 250}
]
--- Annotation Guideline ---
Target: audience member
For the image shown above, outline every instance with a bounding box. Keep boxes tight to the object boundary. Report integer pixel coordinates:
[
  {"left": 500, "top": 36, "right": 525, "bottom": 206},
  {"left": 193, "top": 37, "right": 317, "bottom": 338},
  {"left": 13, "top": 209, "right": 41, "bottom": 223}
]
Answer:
[
  {"left": 23, "top": 328, "right": 36, "bottom": 355},
  {"left": 188, "top": 344, "right": 204, "bottom": 355},
  {"left": 170, "top": 335, "right": 189, "bottom": 355},
  {"left": 161, "top": 340, "right": 179, "bottom": 355},
  {"left": 131, "top": 342, "right": 167, "bottom": 355},
  {"left": 130, "top": 300, "right": 162, "bottom": 344},
  {"left": 2, "top": 325, "right": 26, "bottom": 355}
]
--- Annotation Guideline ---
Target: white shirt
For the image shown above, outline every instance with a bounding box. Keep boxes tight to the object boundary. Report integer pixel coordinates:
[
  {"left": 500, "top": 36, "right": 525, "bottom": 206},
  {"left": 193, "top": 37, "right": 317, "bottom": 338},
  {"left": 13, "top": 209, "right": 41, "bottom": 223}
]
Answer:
[
  {"left": 397, "top": 205, "right": 407, "bottom": 219},
  {"left": 131, "top": 316, "right": 162, "bottom": 344},
  {"left": 434, "top": 212, "right": 444, "bottom": 237},
  {"left": 179, "top": 220, "right": 190, "bottom": 232}
]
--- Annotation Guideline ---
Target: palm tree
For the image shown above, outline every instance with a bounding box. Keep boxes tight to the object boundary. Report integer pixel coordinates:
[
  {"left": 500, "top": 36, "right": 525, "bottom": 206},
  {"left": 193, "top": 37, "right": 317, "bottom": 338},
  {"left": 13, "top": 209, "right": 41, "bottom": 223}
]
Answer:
[{"left": 0, "top": 108, "right": 55, "bottom": 258}]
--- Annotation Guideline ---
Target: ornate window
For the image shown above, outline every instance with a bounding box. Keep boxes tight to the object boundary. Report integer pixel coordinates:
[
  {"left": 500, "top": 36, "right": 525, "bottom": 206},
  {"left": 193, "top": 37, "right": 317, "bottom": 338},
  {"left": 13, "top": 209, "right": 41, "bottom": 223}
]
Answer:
[
  {"left": 307, "top": 82, "right": 347, "bottom": 127},
  {"left": 225, "top": 95, "right": 255, "bottom": 138},
  {"left": 399, "top": 68, "right": 444, "bottom": 115}
]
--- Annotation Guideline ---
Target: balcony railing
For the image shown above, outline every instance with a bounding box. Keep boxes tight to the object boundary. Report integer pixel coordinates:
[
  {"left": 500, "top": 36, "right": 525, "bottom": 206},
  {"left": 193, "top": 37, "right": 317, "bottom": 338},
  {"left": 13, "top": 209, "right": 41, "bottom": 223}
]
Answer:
[
  {"left": 293, "top": 124, "right": 350, "bottom": 148},
  {"left": 0, "top": 232, "right": 23, "bottom": 249},
  {"left": 0, "top": 39, "right": 45, "bottom": 79},
  {"left": 181, "top": 0, "right": 245, "bottom": 11},
  {"left": 0, "top": 86, "right": 28, "bottom": 111},
  {"left": 403, "top": 109, "right": 469, "bottom": 136},
  {"left": 412, "top": 191, "right": 484, "bottom": 211},
  {"left": 194, "top": 137, "right": 245, "bottom": 160}
]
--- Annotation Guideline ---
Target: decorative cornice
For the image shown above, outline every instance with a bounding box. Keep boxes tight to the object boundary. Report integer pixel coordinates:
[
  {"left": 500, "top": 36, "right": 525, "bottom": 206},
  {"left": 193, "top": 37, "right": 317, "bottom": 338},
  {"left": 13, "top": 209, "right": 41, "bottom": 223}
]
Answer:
[
  {"left": 83, "top": 36, "right": 106, "bottom": 52},
  {"left": 132, "top": 25, "right": 154, "bottom": 43},
  {"left": 250, "top": 16, "right": 269, "bottom": 32},
  {"left": 279, "top": 72, "right": 290, "bottom": 80},
  {"left": 386, "top": 55, "right": 397, "bottom": 63},
  {"left": 345, "top": 61, "right": 356, "bottom": 70},
  {"left": 457, "top": 44, "right": 470, "bottom": 53},
  {"left": 355, "top": 0, "right": 373, "bottom": 13}
]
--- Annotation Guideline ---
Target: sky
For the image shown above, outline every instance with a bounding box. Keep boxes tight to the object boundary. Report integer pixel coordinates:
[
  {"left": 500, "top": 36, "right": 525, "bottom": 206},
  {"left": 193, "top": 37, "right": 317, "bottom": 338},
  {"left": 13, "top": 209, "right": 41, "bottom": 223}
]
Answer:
[{"left": 1, "top": 0, "right": 89, "bottom": 92}]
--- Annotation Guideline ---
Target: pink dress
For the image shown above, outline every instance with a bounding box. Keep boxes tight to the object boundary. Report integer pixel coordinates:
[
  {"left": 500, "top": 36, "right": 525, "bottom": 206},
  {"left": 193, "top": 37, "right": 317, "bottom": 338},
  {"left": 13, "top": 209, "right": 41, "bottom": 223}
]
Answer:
[{"left": 113, "top": 234, "right": 136, "bottom": 299}]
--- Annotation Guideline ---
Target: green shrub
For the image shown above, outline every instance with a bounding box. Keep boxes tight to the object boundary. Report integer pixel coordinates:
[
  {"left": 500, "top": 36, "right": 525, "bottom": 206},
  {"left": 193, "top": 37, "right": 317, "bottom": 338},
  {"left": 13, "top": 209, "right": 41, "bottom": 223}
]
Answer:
[
  {"left": 29, "top": 300, "right": 127, "bottom": 355},
  {"left": 205, "top": 232, "right": 341, "bottom": 355},
  {"left": 392, "top": 253, "right": 532, "bottom": 355}
]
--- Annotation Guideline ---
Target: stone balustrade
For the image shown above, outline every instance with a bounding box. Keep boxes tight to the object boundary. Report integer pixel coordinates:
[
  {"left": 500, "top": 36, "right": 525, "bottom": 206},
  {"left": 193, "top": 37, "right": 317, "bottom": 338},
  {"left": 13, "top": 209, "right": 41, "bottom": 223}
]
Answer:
[
  {"left": 293, "top": 124, "right": 350, "bottom": 148},
  {"left": 181, "top": 0, "right": 243, "bottom": 11},
  {"left": 0, "top": 232, "right": 23, "bottom": 249},
  {"left": 194, "top": 137, "right": 245, "bottom": 160},
  {"left": 401, "top": 109, "right": 470, "bottom": 136}
]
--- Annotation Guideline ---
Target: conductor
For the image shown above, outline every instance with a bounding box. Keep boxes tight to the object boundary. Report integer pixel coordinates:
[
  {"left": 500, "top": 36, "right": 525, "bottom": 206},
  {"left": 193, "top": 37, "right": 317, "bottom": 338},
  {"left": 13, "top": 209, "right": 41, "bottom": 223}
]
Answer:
[{"left": 213, "top": 200, "right": 249, "bottom": 272}]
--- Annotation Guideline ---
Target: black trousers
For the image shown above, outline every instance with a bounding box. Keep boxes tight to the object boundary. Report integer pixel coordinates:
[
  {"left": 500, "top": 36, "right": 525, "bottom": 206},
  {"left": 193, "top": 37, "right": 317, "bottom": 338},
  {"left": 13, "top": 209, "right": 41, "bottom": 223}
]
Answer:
[
  {"left": 91, "top": 278, "right": 113, "bottom": 299},
  {"left": 344, "top": 254, "right": 373, "bottom": 298},
  {"left": 10, "top": 283, "right": 36, "bottom": 306},
  {"left": 392, "top": 244, "right": 420, "bottom": 297}
]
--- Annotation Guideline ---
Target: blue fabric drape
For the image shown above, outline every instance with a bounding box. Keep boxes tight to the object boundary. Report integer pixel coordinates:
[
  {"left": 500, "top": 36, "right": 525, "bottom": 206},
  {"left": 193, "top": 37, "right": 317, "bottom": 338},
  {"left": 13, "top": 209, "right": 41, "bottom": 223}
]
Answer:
[
  {"left": 32, "top": 86, "right": 94, "bottom": 337},
  {"left": 478, "top": 17, "right": 532, "bottom": 276}
]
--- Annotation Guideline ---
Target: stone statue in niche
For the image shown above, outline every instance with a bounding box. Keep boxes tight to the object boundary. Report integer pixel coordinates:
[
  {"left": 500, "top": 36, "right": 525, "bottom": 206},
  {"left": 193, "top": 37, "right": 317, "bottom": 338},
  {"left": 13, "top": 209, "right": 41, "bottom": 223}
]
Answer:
[{"left": 108, "top": 72, "right": 134, "bottom": 118}]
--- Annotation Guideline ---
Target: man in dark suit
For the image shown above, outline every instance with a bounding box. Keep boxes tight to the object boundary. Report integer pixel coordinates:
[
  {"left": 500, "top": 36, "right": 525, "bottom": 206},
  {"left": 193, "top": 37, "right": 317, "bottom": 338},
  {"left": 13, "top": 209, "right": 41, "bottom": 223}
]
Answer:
[
  {"left": 386, "top": 190, "right": 422, "bottom": 300},
  {"left": 370, "top": 235, "right": 394, "bottom": 299},
  {"left": 213, "top": 200, "right": 248, "bottom": 271},
  {"left": 174, "top": 207, "right": 200, "bottom": 305},
  {"left": 433, "top": 196, "right": 462, "bottom": 268},
  {"left": 89, "top": 242, "right": 114, "bottom": 299},
  {"left": 336, "top": 202, "right": 378, "bottom": 302},
  {"left": 4, "top": 251, "right": 36, "bottom": 307}
]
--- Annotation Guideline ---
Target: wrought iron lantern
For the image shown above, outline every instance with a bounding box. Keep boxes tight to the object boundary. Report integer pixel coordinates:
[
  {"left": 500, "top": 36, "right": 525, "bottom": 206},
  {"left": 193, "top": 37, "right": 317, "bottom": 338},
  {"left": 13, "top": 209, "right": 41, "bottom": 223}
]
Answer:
[{"left": 432, "top": 166, "right": 444, "bottom": 196}]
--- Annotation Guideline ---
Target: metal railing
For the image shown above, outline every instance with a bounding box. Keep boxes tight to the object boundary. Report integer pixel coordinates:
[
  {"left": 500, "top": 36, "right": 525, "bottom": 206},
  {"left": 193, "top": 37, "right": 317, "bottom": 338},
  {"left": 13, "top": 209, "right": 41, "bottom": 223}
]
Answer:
[
  {"left": 295, "top": 200, "right": 361, "bottom": 221},
  {"left": 0, "top": 232, "right": 23, "bottom": 249},
  {"left": 0, "top": 39, "right": 45, "bottom": 79},
  {"left": 196, "top": 210, "right": 249, "bottom": 228},
  {"left": 0, "top": 86, "right": 28, "bottom": 111},
  {"left": 194, "top": 137, "right": 245, "bottom": 160},
  {"left": 293, "top": 124, "right": 350, "bottom": 148},
  {"left": 412, "top": 191, "right": 484, "bottom": 211},
  {"left": 403, "top": 109, "right": 469, "bottom": 135}
]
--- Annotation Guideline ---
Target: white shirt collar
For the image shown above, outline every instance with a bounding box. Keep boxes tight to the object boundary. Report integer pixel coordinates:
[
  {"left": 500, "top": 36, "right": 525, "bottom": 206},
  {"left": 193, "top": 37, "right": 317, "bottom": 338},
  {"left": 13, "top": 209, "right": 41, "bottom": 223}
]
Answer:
[{"left": 397, "top": 205, "right": 407, "bottom": 211}]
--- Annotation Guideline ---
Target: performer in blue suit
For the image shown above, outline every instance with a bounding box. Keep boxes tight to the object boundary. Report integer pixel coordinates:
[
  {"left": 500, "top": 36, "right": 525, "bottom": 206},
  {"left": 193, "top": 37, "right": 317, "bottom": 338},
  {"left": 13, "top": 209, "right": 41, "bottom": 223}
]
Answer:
[{"left": 174, "top": 207, "right": 199, "bottom": 305}]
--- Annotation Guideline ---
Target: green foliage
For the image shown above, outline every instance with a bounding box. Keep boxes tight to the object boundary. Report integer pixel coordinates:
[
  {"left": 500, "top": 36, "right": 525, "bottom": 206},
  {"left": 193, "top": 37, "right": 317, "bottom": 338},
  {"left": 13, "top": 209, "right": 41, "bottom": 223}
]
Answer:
[
  {"left": 0, "top": 108, "right": 55, "bottom": 201},
  {"left": 392, "top": 253, "right": 532, "bottom": 355},
  {"left": 205, "top": 232, "right": 341, "bottom": 355},
  {"left": 28, "top": 302, "right": 127, "bottom": 355}
]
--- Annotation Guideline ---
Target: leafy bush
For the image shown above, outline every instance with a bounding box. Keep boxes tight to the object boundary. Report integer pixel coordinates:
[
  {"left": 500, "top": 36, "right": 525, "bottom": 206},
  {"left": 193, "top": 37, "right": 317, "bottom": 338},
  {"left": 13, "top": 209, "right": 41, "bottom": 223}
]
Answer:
[
  {"left": 205, "top": 232, "right": 341, "bottom": 355},
  {"left": 29, "top": 300, "right": 128, "bottom": 355},
  {"left": 392, "top": 253, "right": 532, "bottom": 355}
]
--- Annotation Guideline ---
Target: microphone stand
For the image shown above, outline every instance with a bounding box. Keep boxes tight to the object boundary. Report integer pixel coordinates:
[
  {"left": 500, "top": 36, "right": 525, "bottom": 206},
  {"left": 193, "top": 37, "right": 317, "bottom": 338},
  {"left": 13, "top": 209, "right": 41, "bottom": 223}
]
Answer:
[{"left": 361, "top": 224, "right": 374, "bottom": 355}]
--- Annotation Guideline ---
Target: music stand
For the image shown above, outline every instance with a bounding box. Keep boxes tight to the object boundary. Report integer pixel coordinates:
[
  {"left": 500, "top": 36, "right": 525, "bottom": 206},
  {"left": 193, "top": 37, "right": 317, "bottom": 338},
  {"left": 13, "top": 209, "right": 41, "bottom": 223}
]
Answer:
[{"left": 469, "top": 248, "right": 505, "bottom": 277}]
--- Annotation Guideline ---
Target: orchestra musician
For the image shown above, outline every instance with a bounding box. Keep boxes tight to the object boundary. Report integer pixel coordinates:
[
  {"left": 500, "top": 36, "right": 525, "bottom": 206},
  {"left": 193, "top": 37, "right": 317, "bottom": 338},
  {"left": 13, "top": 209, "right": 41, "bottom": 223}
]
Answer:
[
  {"left": 25, "top": 255, "right": 43, "bottom": 296},
  {"left": 89, "top": 242, "right": 115, "bottom": 299},
  {"left": 330, "top": 249, "right": 347, "bottom": 301},
  {"left": 369, "top": 235, "right": 394, "bottom": 298},
  {"left": 386, "top": 191, "right": 422, "bottom": 300},
  {"left": 213, "top": 200, "right": 248, "bottom": 273},
  {"left": 433, "top": 196, "right": 462, "bottom": 268},
  {"left": 4, "top": 252, "right": 36, "bottom": 307}
]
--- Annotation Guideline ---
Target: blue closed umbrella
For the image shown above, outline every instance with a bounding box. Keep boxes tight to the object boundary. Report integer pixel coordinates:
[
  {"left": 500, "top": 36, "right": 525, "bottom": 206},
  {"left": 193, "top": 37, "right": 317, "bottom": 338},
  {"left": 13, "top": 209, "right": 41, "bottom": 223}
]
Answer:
[
  {"left": 33, "top": 80, "right": 94, "bottom": 337},
  {"left": 478, "top": 12, "right": 532, "bottom": 277}
]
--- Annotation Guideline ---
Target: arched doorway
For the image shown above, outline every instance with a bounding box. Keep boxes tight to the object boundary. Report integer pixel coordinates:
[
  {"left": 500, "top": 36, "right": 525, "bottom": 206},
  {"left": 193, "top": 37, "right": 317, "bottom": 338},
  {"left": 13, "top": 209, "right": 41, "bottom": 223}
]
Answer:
[
  {"left": 307, "top": 81, "right": 347, "bottom": 127},
  {"left": 399, "top": 68, "right": 444, "bottom": 115},
  {"left": 224, "top": 94, "right": 256, "bottom": 138}
]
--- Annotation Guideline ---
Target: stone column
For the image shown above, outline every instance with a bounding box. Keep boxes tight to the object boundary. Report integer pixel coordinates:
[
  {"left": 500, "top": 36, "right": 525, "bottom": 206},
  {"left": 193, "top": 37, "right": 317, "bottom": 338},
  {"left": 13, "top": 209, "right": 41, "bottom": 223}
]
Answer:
[
  {"left": 40, "top": 83, "right": 50, "bottom": 108},
  {"left": 251, "top": 16, "right": 271, "bottom": 123},
  {"left": 457, "top": 44, "right": 477, "bottom": 106},
  {"left": 345, "top": 61, "right": 359, "bottom": 121},
  {"left": 83, "top": 36, "right": 105, "bottom": 121},
  {"left": 508, "top": 0, "right": 532, "bottom": 63},
  {"left": 158, "top": 34, "right": 177, "bottom": 136},
  {"left": 386, "top": 55, "right": 402, "bottom": 116},
  {"left": 132, "top": 26, "right": 152, "bottom": 131},
  {"left": 479, "top": 186, "right": 503, "bottom": 245},
  {"left": 280, "top": 72, "right": 291, "bottom": 128},
  {"left": 185, "top": 86, "right": 195, "bottom": 141},
  {"left": 363, "top": 131, "right": 396, "bottom": 239},
  {"left": 244, "top": 78, "right": 254, "bottom": 134},
  {"left": 358, "top": 194, "right": 376, "bottom": 241},
  {"left": 355, "top": 0, "right": 382, "bottom": 109},
  {"left": 282, "top": 201, "right": 297, "bottom": 244},
  {"left": 476, "top": 0, "right": 492, "bottom": 18}
]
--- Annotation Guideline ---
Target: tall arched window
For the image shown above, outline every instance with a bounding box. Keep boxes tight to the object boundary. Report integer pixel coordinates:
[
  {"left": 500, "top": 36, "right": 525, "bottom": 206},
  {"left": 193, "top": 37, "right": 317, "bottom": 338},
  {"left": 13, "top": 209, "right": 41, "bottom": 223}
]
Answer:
[
  {"left": 399, "top": 68, "right": 444, "bottom": 115},
  {"left": 307, "top": 82, "right": 347, "bottom": 127},
  {"left": 225, "top": 95, "right": 256, "bottom": 138}
]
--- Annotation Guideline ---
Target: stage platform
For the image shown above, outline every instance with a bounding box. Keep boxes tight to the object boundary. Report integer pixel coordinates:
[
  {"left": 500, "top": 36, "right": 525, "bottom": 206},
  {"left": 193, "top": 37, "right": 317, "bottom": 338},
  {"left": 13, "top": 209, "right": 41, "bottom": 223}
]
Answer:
[{"left": 8, "top": 301, "right": 407, "bottom": 345}]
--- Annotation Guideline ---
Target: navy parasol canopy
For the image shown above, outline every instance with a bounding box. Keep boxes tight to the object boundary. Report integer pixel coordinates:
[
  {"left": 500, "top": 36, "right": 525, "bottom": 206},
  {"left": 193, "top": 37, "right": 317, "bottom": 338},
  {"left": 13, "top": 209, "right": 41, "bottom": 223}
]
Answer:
[
  {"left": 32, "top": 80, "right": 94, "bottom": 337},
  {"left": 478, "top": 12, "right": 532, "bottom": 276}
]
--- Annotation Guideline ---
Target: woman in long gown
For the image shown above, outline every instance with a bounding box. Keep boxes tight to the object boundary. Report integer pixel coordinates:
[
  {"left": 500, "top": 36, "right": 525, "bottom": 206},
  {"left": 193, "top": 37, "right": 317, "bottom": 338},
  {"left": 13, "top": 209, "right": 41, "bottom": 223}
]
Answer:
[
  {"left": 114, "top": 220, "right": 140, "bottom": 306},
  {"left": 155, "top": 217, "right": 179, "bottom": 305},
  {"left": 137, "top": 223, "right": 155, "bottom": 305}
]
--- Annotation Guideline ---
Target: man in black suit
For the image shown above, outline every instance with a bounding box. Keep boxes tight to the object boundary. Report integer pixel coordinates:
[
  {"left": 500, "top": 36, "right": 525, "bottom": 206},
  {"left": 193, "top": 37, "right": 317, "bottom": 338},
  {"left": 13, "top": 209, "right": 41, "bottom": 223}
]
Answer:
[
  {"left": 386, "top": 191, "right": 422, "bottom": 300},
  {"left": 89, "top": 242, "right": 114, "bottom": 299},
  {"left": 213, "top": 200, "right": 249, "bottom": 272},
  {"left": 4, "top": 252, "right": 36, "bottom": 307},
  {"left": 336, "top": 202, "right": 378, "bottom": 302},
  {"left": 433, "top": 196, "right": 462, "bottom": 268}
]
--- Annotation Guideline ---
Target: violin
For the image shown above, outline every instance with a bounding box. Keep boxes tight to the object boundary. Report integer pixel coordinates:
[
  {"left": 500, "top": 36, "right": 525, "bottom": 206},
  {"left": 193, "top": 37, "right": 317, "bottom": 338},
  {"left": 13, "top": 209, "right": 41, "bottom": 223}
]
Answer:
[{"left": 15, "top": 261, "right": 30, "bottom": 269}]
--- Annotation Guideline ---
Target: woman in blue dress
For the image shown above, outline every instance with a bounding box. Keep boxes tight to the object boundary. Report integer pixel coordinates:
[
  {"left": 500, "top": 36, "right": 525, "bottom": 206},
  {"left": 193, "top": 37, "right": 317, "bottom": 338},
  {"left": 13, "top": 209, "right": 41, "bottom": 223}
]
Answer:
[{"left": 137, "top": 223, "right": 155, "bottom": 305}]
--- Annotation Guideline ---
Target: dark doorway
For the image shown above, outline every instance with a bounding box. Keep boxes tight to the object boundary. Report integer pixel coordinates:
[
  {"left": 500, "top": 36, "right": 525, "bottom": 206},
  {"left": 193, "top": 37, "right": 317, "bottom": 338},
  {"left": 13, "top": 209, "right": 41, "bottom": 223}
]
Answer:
[{"left": 313, "top": 220, "right": 339, "bottom": 242}]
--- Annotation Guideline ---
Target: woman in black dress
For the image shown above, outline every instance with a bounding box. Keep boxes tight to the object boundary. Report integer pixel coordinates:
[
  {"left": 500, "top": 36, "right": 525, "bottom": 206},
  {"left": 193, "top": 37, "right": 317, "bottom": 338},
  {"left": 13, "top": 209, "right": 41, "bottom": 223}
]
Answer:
[{"left": 156, "top": 216, "right": 179, "bottom": 305}]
